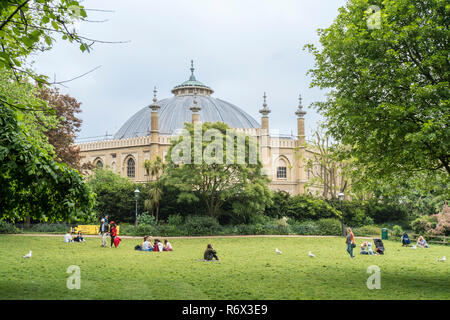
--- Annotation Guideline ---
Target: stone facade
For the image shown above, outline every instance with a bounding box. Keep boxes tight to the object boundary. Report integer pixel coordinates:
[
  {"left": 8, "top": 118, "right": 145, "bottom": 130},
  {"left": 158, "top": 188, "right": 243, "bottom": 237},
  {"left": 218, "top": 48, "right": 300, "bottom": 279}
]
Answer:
[{"left": 77, "top": 63, "right": 323, "bottom": 195}]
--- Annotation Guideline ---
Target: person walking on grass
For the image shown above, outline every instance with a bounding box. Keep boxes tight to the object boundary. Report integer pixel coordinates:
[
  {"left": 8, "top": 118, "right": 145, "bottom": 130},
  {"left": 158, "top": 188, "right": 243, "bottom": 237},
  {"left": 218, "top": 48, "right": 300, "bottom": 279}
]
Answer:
[
  {"left": 99, "top": 218, "right": 109, "bottom": 247},
  {"left": 110, "top": 221, "right": 117, "bottom": 248},
  {"left": 346, "top": 227, "right": 356, "bottom": 259}
]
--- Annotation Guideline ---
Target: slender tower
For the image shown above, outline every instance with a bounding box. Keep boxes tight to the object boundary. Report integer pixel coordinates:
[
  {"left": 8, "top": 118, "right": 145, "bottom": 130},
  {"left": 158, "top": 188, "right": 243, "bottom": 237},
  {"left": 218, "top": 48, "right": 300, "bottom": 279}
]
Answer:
[
  {"left": 295, "top": 94, "right": 307, "bottom": 193},
  {"left": 259, "top": 92, "right": 271, "bottom": 172},
  {"left": 149, "top": 86, "right": 161, "bottom": 156}
]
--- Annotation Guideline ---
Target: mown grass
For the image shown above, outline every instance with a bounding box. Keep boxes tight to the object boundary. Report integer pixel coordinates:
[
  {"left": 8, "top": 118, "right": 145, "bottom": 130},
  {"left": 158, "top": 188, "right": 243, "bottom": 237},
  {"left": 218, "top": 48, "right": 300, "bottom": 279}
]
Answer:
[{"left": 0, "top": 235, "right": 448, "bottom": 300}]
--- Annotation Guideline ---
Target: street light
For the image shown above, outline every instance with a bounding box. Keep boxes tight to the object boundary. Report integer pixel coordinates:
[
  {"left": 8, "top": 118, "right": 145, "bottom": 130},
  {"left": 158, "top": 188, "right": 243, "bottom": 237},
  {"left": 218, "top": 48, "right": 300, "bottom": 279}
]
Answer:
[
  {"left": 338, "top": 192, "right": 345, "bottom": 236},
  {"left": 134, "top": 188, "right": 140, "bottom": 227}
]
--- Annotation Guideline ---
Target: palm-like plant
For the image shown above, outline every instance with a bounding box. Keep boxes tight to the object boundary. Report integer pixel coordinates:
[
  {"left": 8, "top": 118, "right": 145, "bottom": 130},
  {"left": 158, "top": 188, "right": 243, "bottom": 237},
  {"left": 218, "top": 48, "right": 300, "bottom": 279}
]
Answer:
[
  {"left": 144, "top": 156, "right": 163, "bottom": 181},
  {"left": 144, "top": 180, "right": 164, "bottom": 221}
]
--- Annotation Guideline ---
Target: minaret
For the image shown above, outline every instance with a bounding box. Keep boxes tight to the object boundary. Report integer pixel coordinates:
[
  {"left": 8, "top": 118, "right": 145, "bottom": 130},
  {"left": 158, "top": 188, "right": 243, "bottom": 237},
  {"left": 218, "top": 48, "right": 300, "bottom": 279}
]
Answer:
[
  {"left": 259, "top": 92, "right": 271, "bottom": 131},
  {"left": 149, "top": 86, "right": 161, "bottom": 155},
  {"left": 295, "top": 93, "right": 307, "bottom": 194},
  {"left": 295, "top": 94, "right": 307, "bottom": 146},
  {"left": 259, "top": 92, "right": 271, "bottom": 173},
  {"left": 190, "top": 89, "right": 201, "bottom": 124}
]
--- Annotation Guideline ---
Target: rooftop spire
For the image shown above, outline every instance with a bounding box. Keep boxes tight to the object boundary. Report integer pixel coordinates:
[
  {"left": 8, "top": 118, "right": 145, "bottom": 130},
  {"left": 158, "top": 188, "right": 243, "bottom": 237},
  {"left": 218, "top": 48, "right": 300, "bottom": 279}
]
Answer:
[
  {"left": 149, "top": 86, "right": 160, "bottom": 111},
  {"left": 259, "top": 92, "right": 271, "bottom": 116},
  {"left": 189, "top": 60, "right": 196, "bottom": 81},
  {"left": 295, "top": 93, "right": 306, "bottom": 118}
]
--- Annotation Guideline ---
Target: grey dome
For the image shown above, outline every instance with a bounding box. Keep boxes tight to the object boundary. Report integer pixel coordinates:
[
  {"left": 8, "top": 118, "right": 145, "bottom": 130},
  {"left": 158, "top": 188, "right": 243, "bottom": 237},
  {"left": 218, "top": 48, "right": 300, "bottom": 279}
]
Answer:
[{"left": 114, "top": 94, "right": 260, "bottom": 139}]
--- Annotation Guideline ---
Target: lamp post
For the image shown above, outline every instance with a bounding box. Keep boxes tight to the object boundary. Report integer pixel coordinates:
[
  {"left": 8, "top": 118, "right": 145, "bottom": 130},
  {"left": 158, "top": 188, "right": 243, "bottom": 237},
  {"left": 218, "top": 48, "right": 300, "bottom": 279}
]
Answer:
[
  {"left": 134, "top": 188, "right": 140, "bottom": 227},
  {"left": 338, "top": 192, "right": 345, "bottom": 236}
]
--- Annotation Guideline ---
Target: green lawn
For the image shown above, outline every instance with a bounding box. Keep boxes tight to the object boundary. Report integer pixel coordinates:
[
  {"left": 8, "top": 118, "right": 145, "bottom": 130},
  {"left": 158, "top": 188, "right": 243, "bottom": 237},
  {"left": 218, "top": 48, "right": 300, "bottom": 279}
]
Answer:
[{"left": 0, "top": 234, "right": 448, "bottom": 300}]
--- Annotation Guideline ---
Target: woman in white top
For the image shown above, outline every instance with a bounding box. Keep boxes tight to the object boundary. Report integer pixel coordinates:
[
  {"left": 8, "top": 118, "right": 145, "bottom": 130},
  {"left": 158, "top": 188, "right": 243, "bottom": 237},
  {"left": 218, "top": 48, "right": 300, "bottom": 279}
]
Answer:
[{"left": 64, "top": 230, "right": 73, "bottom": 243}]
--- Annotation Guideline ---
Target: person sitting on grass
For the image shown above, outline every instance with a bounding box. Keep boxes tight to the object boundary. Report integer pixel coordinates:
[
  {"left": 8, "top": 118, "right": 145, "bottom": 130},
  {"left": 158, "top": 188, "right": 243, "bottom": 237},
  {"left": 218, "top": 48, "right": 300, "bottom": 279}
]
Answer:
[
  {"left": 204, "top": 244, "right": 219, "bottom": 261},
  {"left": 163, "top": 239, "right": 173, "bottom": 251},
  {"left": 73, "top": 231, "right": 85, "bottom": 242},
  {"left": 64, "top": 230, "right": 73, "bottom": 243},
  {"left": 367, "top": 242, "right": 375, "bottom": 255},
  {"left": 417, "top": 236, "right": 429, "bottom": 248},
  {"left": 401, "top": 232, "right": 411, "bottom": 246},
  {"left": 141, "top": 236, "right": 153, "bottom": 251},
  {"left": 360, "top": 241, "right": 368, "bottom": 255}
]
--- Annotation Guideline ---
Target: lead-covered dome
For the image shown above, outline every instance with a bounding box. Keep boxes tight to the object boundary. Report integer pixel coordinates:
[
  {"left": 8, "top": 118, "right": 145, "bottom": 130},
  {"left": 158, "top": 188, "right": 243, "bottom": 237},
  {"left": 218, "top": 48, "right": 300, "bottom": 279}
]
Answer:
[{"left": 114, "top": 62, "right": 260, "bottom": 139}]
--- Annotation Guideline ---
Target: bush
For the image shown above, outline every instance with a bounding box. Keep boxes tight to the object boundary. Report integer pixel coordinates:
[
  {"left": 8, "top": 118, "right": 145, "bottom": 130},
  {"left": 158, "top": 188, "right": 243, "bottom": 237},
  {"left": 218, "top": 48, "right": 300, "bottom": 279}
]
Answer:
[
  {"left": 184, "top": 216, "right": 220, "bottom": 236},
  {"left": 30, "top": 223, "right": 72, "bottom": 233},
  {"left": 286, "top": 195, "right": 341, "bottom": 221},
  {"left": 290, "top": 220, "right": 320, "bottom": 235},
  {"left": 315, "top": 218, "right": 342, "bottom": 236},
  {"left": 411, "top": 215, "right": 437, "bottom": 235},
  {"left": 167, "top": 214, "right": 183, "bottom": 226},
  {"left": 391, "top": 225, "right": 403, "bottom": 237},
  {"left": 137, "top": 212, "right": 157, "bottom": 226},
  {"left": 0, "top": 221, "right": 20, "bottom": 234},
  {"left": 353, "top": 225, "right": 381, "bottom": 237}
]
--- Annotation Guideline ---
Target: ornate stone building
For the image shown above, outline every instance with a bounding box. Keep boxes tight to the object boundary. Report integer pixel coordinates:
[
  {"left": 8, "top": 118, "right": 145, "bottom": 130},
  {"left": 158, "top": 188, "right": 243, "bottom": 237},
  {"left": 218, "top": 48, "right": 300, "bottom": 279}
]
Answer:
[{"left": 77, "top": 62, "right": 321, "bottom": 195}]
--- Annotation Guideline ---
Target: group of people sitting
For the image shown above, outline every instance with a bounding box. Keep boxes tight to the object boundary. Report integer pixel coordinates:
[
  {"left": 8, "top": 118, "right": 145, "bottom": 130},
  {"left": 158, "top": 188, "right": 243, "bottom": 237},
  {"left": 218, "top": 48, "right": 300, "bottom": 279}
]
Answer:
[
  {"left": 401, "top": 233, "right": 429, "bottom": 248},
  {"left": 64, "top": 230, "right": 85, "bottom": 243},
  {"left": 360, "top": 241, "right": 377, "bottom": 255},
  {"left": 136, "top": 236, "right": 173, "bottom": 252}
]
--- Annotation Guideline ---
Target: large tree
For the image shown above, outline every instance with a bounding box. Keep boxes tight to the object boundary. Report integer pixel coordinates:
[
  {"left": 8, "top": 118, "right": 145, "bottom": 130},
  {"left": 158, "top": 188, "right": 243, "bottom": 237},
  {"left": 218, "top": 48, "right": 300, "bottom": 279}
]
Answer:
[
  {"left": 37, "top": 86, "right": 83, "bottom": 170},
  {"left": 163, "top": 122, "right": 272, "bottom": 218},
  {"left": 306, "top": 0, "right": 449, "bottom": 184}
]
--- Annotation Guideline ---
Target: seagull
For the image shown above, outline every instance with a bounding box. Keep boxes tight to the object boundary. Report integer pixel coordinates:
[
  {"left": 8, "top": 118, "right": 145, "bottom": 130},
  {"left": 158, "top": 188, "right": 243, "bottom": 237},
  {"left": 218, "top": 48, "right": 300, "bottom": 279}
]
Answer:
[
  {"left": 23, "top": 251, "right": 32, "bottom": 258},
  {"left": 308, "top": 251, "right": 315, "bottom": 258},
  {"left": 411, "top": 245, "right": 417, "bottom": 249},
  {"left": 275, "top": 248, "right": 282, "bottom": 255},
  {"left": 438, "top": 256, "right": 446, "bottom": 262}
]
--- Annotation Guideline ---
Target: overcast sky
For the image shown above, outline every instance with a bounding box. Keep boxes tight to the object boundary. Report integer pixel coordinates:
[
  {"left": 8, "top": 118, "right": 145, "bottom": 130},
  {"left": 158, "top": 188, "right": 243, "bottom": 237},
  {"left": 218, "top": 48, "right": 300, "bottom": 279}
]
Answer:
[{"left": 33, "top": 0, "right": 348, "bottom": 141}]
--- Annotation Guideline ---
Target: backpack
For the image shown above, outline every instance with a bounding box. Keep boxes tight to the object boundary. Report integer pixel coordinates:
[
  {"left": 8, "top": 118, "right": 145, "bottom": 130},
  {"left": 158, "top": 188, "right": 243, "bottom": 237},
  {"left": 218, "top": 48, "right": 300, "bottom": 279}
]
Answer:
[{"left": 134, "top": 245, "right": 142, "bottom": 251}]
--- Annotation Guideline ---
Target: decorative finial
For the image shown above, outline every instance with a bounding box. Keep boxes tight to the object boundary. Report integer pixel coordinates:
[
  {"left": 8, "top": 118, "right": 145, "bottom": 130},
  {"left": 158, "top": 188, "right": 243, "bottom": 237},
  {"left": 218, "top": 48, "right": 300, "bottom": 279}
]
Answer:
[
  {"left": 259, "top": 92, "right": 271, "bottom": 116},
  {"left": 190, "top": 60, "right": 194, "bottom": 75},
  {"left": 153, "top": 86, "right": 158, "bottom": 103},
  {"left": 295, "top": 93, "right": 306, "bottom": 118},
  {"left": 149, "top": 86, "right": 160, "bottom": 111}
]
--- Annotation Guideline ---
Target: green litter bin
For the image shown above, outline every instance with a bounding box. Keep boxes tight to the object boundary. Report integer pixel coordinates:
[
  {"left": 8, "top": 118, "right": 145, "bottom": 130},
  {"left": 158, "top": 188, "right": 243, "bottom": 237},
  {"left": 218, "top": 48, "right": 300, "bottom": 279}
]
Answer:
[{"left": 381, "top": 228, "right": 389, "bottom": 240}]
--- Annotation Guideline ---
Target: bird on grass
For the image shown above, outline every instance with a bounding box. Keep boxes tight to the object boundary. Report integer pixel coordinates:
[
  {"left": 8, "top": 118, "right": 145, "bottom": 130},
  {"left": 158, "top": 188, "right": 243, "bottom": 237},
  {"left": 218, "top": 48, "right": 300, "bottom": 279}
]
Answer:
[
  {"left": 308, "top": 251, "right": 315, "bottom": 258},
  {"left": 411, "top": 245, "right": 417, "bottom": 249},
  {"left": 438, "top": 256, "right": 446, "bottom": 262},
  {"left": 275, "top": 248, "right": 282, "bottom": 255},
  {"left": 23, "top": 251, "right": 32, "bottom": 258}
]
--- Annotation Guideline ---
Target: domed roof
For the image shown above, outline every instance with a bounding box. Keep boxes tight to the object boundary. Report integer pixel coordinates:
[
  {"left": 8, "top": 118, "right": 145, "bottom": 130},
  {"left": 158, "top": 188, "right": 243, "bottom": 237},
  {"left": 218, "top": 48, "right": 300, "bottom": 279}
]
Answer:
[{"left": 114, "top": 62, "right": 260, "bottom": 139}]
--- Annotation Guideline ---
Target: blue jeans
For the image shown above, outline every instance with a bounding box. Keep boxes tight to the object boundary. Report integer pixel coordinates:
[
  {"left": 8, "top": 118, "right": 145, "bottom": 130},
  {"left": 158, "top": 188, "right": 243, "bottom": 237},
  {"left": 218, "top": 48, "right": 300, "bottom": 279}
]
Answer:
[{"left": 347, "top": 243, "right": 354, "bottom": 258}]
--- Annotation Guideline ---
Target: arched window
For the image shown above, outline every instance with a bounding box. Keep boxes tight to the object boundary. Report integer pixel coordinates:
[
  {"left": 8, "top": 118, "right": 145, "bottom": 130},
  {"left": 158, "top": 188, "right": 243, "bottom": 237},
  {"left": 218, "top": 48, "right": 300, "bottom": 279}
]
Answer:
[
  {"left": 127, "top": 158, "right": 135, "bottom": 178},
  {"left": 94, "top": 159, "right": 103, "bottom": 168},
  {"left": 276, "top": 157, "right": 289, "bottom": 179}
]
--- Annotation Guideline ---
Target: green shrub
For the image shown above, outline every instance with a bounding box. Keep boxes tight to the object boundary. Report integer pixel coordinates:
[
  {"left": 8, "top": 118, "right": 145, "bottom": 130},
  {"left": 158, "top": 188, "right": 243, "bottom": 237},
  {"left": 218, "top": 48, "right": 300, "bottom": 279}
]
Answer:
[
  {"left": 286, "top": 195, "right": 341, "bottom": 221},
  {"left": 315, "top": 218, "right": 342, "bottom": 236},
  {"left": 353, "top": 225, "right": 381, "bottom": 237},
  {"left": 290, "top": 220, "right": 320, "bottom": 235},
  {"left": 157, "top": 224, "right": 184, "bottom": 237},
  {"left": 31, "top": 223, "right": 71, "bottom": 233},
  {"left": 167, "top": 214, "right": 183, "bottom": 226},
  {"left": 391, "top": 225, "right": 403, "bottom": 237},
  {"left": 136, "top": 224, "right": 157, "bottom": 236},
  {"left": 410, "top": 215, "right": 437, "bottom": 235},
  {"left": 137, "top": 212, "right": 157, "bottom": 226},
  {"left": 0, "top": 221, "right": 20, "bottom": 234},
  {"left": 184, "top": 216, "right": 220, "bottom": 236}
]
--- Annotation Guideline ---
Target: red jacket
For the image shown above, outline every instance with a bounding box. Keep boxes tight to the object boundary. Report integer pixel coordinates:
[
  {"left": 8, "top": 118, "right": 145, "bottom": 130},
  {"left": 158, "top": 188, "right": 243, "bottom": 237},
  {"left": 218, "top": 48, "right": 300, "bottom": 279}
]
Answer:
[{"left": 111, "top": 226, "right": 117, "bottom": 237}]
